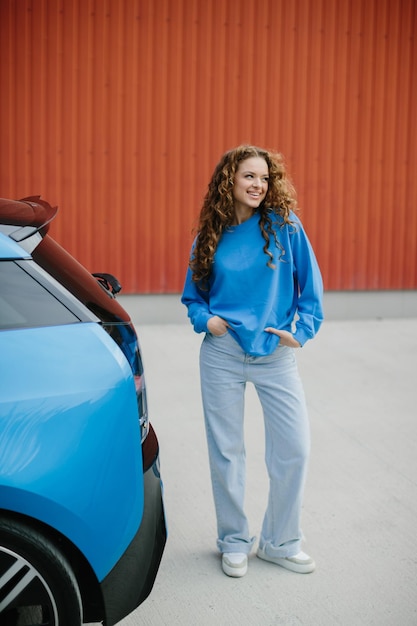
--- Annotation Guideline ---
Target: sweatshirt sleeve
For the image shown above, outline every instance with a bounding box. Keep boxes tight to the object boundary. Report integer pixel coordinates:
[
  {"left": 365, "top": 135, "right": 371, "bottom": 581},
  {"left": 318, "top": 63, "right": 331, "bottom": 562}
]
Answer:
[
  {"left": 181, "top": 264, "right": 212, "bottom": 334},
  {"left": 290, "top": 219, "right": 324, "bottom": 346}
]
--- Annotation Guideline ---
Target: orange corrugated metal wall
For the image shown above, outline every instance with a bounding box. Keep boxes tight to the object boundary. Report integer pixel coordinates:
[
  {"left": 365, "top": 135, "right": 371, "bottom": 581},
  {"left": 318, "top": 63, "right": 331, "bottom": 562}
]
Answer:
[{"left": 1, "top": 0, "right": 416, "bottom": 292}]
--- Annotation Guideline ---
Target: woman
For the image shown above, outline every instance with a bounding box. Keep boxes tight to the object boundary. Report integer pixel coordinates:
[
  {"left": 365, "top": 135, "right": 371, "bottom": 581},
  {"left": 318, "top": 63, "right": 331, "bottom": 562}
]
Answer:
[{"left": 181, "top": 145, "right": 323, "bottom": 577}]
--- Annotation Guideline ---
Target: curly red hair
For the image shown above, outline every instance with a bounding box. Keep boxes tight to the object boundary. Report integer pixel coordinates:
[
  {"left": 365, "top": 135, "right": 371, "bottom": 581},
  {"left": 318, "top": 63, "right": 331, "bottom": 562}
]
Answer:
[{"left": 190, "top": 145, "right": 297, "bottom": 285}]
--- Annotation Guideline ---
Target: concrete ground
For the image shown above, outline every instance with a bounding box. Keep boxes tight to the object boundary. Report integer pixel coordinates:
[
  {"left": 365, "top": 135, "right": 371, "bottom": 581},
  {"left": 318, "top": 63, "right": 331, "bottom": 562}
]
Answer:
[{"left": 108, "top": 296, "right": 417, "bottom": 625}]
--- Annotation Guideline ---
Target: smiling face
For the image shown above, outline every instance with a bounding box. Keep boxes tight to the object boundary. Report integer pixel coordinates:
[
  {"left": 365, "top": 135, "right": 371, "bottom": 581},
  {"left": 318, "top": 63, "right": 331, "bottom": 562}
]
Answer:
[{"left": 232, "top": 156, "right": 269, "bottom": 221}]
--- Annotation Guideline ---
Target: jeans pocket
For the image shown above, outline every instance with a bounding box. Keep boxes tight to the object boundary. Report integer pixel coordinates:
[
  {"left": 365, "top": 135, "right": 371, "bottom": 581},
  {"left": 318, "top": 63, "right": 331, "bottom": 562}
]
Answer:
[{"left": 212, "top": 330, "right": 229, "bottom": 338}]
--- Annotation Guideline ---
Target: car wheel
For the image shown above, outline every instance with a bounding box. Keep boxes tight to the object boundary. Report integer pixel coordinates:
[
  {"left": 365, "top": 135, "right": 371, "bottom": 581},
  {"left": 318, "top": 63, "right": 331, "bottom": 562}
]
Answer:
[{"left": 0, "top": 518, "right": 82, "bottom": 625}]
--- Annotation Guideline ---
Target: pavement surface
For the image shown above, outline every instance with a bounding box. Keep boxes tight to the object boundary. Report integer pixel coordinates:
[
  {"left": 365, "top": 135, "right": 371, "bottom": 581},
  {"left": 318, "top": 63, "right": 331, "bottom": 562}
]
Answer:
[{"left": 97, "top": 299, "right": 417, "bottom": 625}]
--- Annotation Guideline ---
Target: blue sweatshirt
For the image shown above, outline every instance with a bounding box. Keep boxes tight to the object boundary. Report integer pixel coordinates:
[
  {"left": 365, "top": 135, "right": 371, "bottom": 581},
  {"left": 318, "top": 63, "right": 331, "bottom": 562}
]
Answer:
[{"left": 181, "top": 210, "right": 324, "bottom": 356}]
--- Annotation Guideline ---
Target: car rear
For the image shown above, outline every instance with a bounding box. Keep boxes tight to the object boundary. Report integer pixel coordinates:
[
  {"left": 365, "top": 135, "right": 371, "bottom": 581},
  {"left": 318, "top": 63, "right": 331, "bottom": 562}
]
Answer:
[{"left": 0, "top": 197, "right": 166, "bottom": 625}]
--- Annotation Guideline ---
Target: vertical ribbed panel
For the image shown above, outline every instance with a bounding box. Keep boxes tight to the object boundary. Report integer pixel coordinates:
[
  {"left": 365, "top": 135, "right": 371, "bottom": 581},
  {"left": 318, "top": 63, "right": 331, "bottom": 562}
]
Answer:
[{"left": 0, "top": 0, "right": 416, "bottom": 292}]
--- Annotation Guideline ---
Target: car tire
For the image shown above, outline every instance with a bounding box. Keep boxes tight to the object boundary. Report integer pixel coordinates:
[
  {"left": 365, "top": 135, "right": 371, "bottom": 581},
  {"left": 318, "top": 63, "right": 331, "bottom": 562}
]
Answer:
[{"left": 0, "top": 517, "right": 83, "bottom": 625}]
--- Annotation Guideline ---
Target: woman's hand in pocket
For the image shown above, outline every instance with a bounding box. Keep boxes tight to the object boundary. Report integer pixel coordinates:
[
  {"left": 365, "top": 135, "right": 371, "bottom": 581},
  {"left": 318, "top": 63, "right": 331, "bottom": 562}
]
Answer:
[
  {"left": 208, "top": 316, "right": 229, "bottom": 336},
  {"left": 264, "top": 327, "right": 301, "bottom": 347}
]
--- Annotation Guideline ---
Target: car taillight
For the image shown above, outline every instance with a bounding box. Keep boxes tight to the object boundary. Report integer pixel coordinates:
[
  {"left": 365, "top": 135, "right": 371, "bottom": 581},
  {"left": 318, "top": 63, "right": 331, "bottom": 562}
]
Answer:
[
  {"left": 134, "top": 373, "right": 149, "bottom": 442},
  {"left": 102, "top": 321, "right": 150, "bottom": 442}
]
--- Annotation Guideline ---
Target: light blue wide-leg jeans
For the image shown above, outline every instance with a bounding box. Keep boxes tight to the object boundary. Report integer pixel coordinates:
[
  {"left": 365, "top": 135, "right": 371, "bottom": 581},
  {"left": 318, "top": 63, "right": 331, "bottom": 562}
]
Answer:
[{"left": 200, "top": 331, "right": 310, "bottom": 557}]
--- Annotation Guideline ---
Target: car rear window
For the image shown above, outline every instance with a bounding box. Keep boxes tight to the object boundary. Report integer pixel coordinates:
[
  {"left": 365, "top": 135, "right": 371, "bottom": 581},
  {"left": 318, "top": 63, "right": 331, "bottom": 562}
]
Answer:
[{"left": 0, "top": 260, "right": 82, "bottom": 330}]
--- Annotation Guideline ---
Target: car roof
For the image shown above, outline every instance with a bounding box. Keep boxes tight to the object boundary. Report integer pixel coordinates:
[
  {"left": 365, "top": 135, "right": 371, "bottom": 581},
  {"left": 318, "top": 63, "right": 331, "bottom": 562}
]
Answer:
[{"left": 0, "top": 196, "right": 131, "bottom": 324}]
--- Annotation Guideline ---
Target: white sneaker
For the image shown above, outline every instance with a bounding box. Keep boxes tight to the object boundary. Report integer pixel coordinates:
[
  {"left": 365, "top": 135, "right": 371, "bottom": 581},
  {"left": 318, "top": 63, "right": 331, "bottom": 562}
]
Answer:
[
  {"left": 257, "top": 547, "right": 315, "bottom": 574},
  {"left": 222, "top": 552, "right": 248, "bottom": 577}
]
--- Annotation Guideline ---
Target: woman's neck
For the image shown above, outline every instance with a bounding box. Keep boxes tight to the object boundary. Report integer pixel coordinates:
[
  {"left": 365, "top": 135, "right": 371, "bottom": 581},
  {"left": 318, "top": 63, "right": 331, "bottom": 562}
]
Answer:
[{"left": 232, "top": 207, "right": 254, "bottom": 225}]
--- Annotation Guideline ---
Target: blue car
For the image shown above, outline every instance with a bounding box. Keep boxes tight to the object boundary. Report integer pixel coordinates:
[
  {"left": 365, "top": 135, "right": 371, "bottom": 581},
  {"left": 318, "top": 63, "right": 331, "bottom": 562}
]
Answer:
[{"left": 0, "top": 197, "right": 166, "bottom": 625}]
